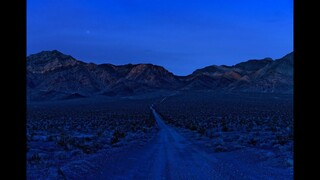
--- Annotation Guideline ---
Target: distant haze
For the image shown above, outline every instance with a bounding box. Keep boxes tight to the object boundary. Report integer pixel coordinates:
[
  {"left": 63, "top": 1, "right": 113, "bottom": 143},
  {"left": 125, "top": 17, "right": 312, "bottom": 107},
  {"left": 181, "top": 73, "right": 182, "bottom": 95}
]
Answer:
[{"left": 27, "top": 0, "right": 293, "bottom": 75}]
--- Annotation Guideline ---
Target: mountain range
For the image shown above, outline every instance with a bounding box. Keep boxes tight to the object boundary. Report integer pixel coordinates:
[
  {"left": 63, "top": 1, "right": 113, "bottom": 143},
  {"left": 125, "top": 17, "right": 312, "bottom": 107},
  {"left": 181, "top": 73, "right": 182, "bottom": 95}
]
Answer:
[{"left": 27, "top": 50, "right": 293, "bottom": 101}]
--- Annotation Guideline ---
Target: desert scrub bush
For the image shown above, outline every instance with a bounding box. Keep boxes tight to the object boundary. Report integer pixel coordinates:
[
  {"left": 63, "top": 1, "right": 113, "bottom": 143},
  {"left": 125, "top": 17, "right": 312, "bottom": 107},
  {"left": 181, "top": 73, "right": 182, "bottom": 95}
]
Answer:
[
  {"left": 275, "top": 134, "right": 290, "bottom": 146},
  {"left": 220, "top": 117, "right": 229, "bottom": 132},
  {"left": 185, "top": 122, "right": 197, "bottom": 131},
  {"left": 96, "top": 129, "right": 106, "bottom": 137},
  {"left": 146, "top": 112, "right": 156, "bottom": 127},
  {"left": 56, "top": 133, "right": 72, "bottom": 150},
  {"left": 247, "top": 137, "right": 258, "bottom": 146},
  {"left": 110, "top": 129, "right": 126, "bottom": 144},
  {"left": 205, "top": 129, "right": 215, "bottom": 138},
  {"left": 197, "top": 127, "right": 206, "bottom": 135},
  {"left": 78, "top": 142, "right": 101, "bottom": 154},
  {"left": 213, "top": 137, "right": 228, "bottom": 152},
  {"left": 214, "top": 145, "right": 228, "bottom": 152},
  {"left": 28, "top": 153, "right": 41, "bottom": 163}
]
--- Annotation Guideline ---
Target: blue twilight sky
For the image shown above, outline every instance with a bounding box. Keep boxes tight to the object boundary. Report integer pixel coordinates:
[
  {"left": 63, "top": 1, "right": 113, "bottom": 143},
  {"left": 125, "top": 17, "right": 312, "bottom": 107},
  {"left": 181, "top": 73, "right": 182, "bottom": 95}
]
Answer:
[{"left": 27, "top": 0, "right": 293, "bottom": 75}]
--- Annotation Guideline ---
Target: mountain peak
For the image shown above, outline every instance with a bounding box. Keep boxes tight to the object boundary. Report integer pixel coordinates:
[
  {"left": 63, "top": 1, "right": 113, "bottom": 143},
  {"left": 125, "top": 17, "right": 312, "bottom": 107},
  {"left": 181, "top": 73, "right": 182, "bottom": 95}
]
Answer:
[
  {"left": 27, "top": 50, "right": 75, "bottom": 61},
  {"left": 49, "top": 49, "right": 64, "bottom": 54},
  {"left": 126, "top": 63, "right": 176, "bottom": 81},
  {"left": 27, "top": 50, "right": 80, "bottom": 73}
]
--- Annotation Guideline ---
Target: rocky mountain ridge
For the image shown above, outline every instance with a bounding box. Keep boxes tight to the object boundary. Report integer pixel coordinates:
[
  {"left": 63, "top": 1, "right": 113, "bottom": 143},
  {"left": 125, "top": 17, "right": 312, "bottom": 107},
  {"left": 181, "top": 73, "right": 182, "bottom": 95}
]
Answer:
[{"left": 27, "top": 50, "right": 293, "bottom": 100}]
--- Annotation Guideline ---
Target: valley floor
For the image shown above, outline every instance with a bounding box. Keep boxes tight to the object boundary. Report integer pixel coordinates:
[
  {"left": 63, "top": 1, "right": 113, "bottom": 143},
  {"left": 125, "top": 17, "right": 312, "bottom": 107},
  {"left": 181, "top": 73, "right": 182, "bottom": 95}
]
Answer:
[
  {"left": 82, "top": 107, "right": 292, "bottom": 180},
  {"left": 27, "top": 92, "right": 293, "bottom": 179}
]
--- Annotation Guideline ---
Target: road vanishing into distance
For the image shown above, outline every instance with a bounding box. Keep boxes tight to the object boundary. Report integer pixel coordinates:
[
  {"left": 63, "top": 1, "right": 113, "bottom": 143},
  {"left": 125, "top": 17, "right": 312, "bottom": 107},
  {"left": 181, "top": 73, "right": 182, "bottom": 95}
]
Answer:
[{"left": 84, "top": 105, "right": 291, "bottom": 180}]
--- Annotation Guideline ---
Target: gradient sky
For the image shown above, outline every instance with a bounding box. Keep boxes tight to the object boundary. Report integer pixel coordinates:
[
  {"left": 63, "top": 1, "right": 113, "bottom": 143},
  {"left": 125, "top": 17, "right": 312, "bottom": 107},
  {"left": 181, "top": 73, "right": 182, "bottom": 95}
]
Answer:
[{"left": 27, "top": 0, "right": 293, "bottom": 75}]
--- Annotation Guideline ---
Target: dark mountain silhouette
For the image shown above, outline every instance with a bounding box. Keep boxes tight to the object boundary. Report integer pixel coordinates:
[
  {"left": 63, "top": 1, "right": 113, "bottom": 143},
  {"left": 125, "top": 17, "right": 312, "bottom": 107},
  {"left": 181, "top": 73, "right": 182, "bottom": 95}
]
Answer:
[
  {"left": 184, "top": 53, "right": 293, "bottom": 93},
  {"left": 234, "top": 58, "right": 273, "bottom": 72},
  {"left": 27, "top": 50, "right": 293, "bottom": 100}
]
